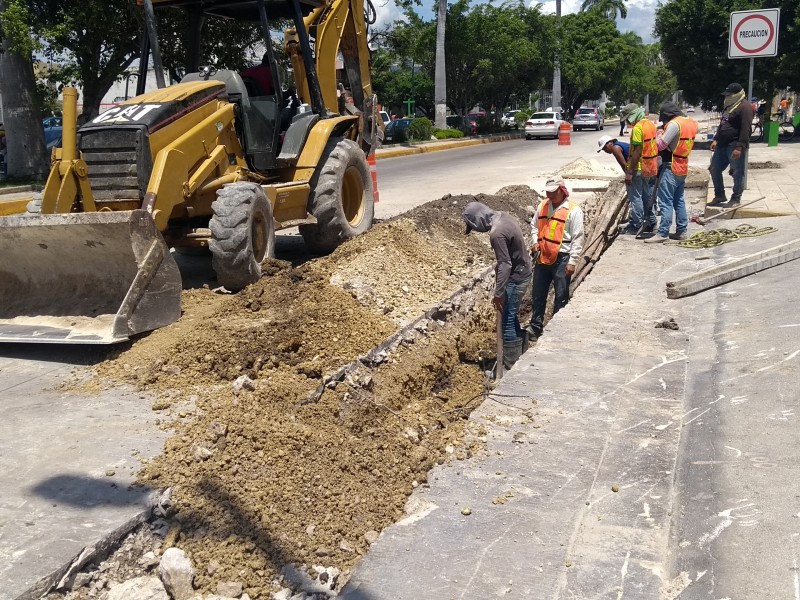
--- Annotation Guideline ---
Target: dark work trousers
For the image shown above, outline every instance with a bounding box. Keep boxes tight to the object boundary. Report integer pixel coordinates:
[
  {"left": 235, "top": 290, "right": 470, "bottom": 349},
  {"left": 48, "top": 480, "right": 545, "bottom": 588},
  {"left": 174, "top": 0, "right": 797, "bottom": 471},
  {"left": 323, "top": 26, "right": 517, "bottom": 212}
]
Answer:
[{"left": 529, "top": 252, "right": 571, "bottom": 337}]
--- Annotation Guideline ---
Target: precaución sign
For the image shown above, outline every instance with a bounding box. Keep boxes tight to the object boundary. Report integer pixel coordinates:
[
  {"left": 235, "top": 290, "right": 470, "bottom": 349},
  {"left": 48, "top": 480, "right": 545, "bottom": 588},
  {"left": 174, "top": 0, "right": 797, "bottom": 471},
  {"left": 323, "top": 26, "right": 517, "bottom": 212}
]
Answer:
[{"left": 729, "top": 9, "right": 780, "bottom": 58}]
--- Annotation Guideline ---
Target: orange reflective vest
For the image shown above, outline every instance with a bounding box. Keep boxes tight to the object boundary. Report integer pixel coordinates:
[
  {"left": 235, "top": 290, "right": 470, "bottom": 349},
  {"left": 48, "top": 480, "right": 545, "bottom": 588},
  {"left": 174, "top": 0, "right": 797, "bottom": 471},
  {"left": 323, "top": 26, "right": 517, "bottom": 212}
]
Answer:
[
  {"left": 671, "top": 116, "right": 698, "bottom": 176},
  {"left": 537, "top": 200, "right": 575, "bottom": 265},
  {"left": 640, "top": 119, "right": 659, "bottom": 177}
]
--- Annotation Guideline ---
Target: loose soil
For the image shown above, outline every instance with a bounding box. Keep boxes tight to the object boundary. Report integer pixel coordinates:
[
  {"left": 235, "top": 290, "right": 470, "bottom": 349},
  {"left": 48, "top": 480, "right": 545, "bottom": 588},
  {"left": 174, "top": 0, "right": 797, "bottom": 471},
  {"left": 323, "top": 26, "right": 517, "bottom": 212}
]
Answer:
[{"left": 50, "top": 188, "right": 542, "bottom": 599}]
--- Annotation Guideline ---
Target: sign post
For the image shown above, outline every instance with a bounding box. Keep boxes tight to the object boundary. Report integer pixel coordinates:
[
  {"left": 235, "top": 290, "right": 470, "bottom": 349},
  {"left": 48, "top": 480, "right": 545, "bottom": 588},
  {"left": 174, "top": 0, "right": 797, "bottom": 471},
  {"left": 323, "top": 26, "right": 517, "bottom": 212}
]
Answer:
[{"left": 728, "top": 8, "right": 780, "bottom": 187}]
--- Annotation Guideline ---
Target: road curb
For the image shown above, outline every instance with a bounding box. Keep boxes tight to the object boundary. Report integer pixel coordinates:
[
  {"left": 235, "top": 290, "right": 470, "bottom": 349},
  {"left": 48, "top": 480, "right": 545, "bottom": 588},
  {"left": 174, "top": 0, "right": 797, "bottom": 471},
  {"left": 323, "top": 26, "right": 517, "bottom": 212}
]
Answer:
[
  {"left": 376, "top": 132, "right": 524, "bottom": 160},
  {"left": 0, "top": 184, "right": 40, "bottom": 195}
]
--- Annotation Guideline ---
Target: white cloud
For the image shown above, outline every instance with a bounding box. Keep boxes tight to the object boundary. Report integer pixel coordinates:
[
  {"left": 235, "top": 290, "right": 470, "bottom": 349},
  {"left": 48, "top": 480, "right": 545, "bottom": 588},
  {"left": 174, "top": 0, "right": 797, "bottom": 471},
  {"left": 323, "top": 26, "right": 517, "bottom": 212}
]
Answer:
[{"left": 373, "top": 0, "right": 406, "bottom": 30}]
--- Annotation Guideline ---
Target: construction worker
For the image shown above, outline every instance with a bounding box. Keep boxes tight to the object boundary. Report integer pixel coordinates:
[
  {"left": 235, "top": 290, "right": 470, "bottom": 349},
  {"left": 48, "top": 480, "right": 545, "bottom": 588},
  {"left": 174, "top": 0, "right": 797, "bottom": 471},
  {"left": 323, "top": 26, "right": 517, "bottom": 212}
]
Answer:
[
  {"left": 618, "top": 102, "right": 637, "bottom": 136},
  {"left": 623, "top": 105, "right": 658, "bottom": 235},
  {"left": 778, "top": 97, "right": 789, "bottom": 121},
  {"left": 241, "top": 52, "right": 275, "bottom": 96},
  {"left": 645, "top": 101, "right": 698, "bottom": 243},
  {"left": 526, "top": 177, "right": 584, "bottom": 341},
  {"left": 709, "top": 83, "right": 753, "bottom": 206},
  {"left": 462, "top": 202, "right": 532, "bottom": 371},
  {"left": 597, "top": 134, "right": 630, "bottom": 174}
]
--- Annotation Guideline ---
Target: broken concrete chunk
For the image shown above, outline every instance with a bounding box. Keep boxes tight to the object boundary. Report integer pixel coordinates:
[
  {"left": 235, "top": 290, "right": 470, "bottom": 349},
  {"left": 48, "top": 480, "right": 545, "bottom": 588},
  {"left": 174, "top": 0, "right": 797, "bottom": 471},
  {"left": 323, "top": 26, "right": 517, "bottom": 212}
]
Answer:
[
  {"left": 216, "top": 580, "right": 244, "bottom": 597},
  {"left": 232, "top": 375, "right": 256, "bottom": 395},
  {"left": 158, "top": 547, "right": 195, "bottom": 600},
  {"left": 107, "top": 576, "right": 169, "bottom": 600}
]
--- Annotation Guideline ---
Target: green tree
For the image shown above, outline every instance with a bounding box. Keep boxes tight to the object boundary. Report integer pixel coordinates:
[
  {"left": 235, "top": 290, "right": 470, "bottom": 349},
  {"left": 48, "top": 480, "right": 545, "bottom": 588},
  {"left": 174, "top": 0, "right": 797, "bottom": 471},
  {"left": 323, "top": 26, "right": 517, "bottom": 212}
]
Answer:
[
  {"left": 655, "top": 0, "right": 800, "bottom": 107},
  {"left": 580, "top": 0, "right": 627, "bottom": 20},
  {"left": 556, "top": 11, "right": 625, "bottom": 116},
  {"left": 24, "top": 1, "right": 264, "bottom": 118}
]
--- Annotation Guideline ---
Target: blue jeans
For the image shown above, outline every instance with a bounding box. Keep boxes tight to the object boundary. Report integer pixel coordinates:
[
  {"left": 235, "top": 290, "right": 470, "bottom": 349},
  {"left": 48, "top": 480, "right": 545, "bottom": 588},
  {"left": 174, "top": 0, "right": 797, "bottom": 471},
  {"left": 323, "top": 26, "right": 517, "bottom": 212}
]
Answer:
[
  {"left": 710, "top": 143, "right": 746, "bottom": 201},
  {"left": 657, "top": 168, "right": 688, "bottom": 237},
  {"left": 626, "top": 172, "right": 657, "bottom": 231},
  {"left": 529, "top": 253, "right": 570, "bottom": 337},
  {"left": 501, "top": 277, "right": 530, "bottom": 343}
]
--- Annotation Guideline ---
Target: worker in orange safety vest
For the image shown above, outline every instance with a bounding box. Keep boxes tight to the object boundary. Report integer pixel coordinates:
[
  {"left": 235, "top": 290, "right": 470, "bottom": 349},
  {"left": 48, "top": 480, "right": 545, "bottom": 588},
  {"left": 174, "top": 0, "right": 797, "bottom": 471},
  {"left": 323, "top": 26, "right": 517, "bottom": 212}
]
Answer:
[
  {"left": 622, "top": 105, "right": 658, "bottom": 235},
  {"left": 645, "top": 101, "right": 698, "bottom": 243},
  {"left": 526, "top": 176, "right": 584, "bottom": 341}
]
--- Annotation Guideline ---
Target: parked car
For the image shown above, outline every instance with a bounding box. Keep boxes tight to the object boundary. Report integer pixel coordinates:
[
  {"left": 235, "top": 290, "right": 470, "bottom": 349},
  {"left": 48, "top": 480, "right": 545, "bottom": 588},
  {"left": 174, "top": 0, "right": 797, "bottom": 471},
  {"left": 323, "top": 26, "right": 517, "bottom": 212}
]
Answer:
[
  {"left": 502, "top": 110, "right": 521, "bottom": 128},
  {"left": 572, "top": 107, "right": 604, "bottom": 131},
  {"left": 43, "top": 116, "right": 63, "bottom": 147},
  {"left": 379, "top": 110, "right": 390, "bottom": 125},
  {"left": 383, "top": 117, "right": 413, "bottom": 143},
  {"left": 524, "top": 111, "right": 565, "bottom": 140}
]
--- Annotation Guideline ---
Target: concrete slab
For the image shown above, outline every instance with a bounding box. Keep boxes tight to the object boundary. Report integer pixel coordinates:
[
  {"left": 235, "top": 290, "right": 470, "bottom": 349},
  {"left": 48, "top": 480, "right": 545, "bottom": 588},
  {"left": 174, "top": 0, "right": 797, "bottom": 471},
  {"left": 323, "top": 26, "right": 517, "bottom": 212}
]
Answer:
[{"left": 0, "top": 346, "right": 167, "bottom": 599}]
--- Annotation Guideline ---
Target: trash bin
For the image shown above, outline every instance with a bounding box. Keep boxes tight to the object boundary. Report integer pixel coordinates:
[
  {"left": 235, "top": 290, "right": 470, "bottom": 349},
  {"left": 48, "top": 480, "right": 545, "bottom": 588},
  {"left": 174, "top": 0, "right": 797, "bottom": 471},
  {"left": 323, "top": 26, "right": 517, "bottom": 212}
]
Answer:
[{"left": 764, "top": 120, "right": 780, "bottom": 147}]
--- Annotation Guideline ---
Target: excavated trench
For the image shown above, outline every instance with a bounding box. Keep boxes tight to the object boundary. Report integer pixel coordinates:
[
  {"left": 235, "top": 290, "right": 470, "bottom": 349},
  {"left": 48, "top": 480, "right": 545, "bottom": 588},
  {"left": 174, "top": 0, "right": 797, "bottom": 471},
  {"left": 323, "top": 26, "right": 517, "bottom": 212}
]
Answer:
[{"left": 44, "top": 180, "right": 628, "bottom": 600}]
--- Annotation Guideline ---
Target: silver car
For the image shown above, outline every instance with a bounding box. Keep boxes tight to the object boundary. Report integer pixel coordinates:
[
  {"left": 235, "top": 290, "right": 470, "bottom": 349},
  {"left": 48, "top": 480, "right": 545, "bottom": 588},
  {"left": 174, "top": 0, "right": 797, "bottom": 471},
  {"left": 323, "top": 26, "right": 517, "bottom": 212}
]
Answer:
[
  {"left": 572, "top": 107, "right": 604, "bottom": 131},
  {"left": 524, "top": 111, "right": 565, "bottom": 139}
]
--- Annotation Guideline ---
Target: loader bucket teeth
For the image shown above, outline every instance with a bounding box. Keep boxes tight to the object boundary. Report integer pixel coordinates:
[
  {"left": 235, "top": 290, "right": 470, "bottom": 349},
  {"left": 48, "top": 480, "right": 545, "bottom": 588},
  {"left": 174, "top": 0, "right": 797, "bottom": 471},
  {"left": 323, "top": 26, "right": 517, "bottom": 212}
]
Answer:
[{"left": 0, "top": 210, "right": 182, "bottom": 344}]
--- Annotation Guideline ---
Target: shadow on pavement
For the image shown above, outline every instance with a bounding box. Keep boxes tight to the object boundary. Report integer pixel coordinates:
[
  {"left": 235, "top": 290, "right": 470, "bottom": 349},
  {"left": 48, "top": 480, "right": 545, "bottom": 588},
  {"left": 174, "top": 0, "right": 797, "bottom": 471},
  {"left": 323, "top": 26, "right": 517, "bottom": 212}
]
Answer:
[
  {"left": 30, "top": 474, "right": 153, "bottom": 508},
  {"left": 0, "top": 343, "right": 109, "bottom": 365}
]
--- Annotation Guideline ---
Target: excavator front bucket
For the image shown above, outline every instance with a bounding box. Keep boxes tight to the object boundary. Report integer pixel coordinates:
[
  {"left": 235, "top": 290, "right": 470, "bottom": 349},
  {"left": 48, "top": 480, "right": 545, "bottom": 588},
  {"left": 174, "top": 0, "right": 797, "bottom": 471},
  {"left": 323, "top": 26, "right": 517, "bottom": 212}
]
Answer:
[{"left": 0, "top": 210, "right": 182, "bottom": 344}]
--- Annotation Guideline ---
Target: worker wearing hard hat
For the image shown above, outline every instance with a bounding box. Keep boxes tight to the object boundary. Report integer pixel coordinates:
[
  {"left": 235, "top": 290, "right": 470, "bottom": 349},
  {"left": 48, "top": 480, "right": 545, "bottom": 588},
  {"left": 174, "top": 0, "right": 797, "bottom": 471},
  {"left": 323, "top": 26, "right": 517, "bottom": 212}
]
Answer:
[{"left": 597, "top": 134, "right": 630, "bottom": 174}]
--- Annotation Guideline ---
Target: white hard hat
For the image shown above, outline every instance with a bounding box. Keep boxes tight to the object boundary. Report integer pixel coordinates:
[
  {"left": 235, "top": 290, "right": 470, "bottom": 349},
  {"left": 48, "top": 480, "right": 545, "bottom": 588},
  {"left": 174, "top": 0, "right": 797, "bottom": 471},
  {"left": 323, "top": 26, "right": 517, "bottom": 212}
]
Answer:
[{"left": 597, "top": 135, "right": 615, "bottom": 152}]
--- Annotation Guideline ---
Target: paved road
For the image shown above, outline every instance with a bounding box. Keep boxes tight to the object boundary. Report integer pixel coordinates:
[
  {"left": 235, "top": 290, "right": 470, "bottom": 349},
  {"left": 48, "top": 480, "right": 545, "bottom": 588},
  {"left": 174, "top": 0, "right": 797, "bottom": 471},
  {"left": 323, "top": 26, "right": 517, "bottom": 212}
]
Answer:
[{"left": 375, "top": 129, "right": 606, "bottom": 219}]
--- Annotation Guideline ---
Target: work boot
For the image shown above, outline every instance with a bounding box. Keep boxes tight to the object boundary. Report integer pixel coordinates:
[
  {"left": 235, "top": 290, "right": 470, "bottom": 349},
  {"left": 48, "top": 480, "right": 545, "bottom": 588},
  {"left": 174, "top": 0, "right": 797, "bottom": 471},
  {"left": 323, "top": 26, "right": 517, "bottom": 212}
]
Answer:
[
  {"left": 729, "top": 196, "right": 741, "bottom": 206},
  {"left": 526, "top": 325, "right": 541, "bottom": 341},
  {"left": 708, "top": 196, "right": 727, "bottom": 206},
  {"left": 503, "top": 339, "right": 525, "bottom": 371},
  {"left": 669, "top": 231, "right": 688, "bottom": 241},
  {"left": 644, "top": 234, "right": 668, "bottom": 244}
]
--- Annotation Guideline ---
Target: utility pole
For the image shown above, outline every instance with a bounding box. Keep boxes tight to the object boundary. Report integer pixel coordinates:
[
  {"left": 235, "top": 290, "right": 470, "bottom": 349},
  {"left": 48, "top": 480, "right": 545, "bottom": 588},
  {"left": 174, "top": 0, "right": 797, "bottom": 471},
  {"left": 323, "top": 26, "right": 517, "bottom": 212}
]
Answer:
[{"left": 552, "top": 0, "right": 561, "bottom": 112}]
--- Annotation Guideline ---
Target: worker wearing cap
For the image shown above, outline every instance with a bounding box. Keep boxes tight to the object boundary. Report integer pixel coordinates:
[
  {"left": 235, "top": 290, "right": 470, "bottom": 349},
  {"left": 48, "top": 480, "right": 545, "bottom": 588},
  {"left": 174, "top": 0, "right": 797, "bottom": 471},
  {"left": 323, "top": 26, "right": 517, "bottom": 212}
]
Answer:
[
  {"left": 597, "top": 134, "right": 630, "bottom": 174},
  {"left": 462, "top": 202, "right": 532, "bottom": 371},
  {"left": 645, "top": 101, "right": 698, "bottom": 243},
  {"left": 526, "top": 177, "right": 584, "bottom": 341},
  {"left": 709, "top": 83, "right": 753, "bottom": 206},
  {"left": 618, "top": 102, "right": 637, "bottom": 136},
  {"left": 623, "top": 105, "right": 658, "bottom": 235}
]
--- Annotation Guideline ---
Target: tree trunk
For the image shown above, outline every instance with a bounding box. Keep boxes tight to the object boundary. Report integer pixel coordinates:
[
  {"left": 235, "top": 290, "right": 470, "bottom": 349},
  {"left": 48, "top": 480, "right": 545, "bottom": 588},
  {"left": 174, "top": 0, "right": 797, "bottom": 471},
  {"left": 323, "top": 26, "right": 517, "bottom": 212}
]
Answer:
[
  {"left": 434, "top": 0, "right": 447, "bottom": 130},
  {"left": 0, "top": 1, "right": 49, "bottom": 180}
]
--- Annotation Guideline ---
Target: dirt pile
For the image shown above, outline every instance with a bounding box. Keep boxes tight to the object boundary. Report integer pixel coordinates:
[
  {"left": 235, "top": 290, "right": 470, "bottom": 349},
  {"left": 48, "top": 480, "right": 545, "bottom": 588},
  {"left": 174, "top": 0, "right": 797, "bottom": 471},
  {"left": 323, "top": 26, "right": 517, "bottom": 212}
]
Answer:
[{"left": 57, "top": 188, "right": 539, "bottom": 599}]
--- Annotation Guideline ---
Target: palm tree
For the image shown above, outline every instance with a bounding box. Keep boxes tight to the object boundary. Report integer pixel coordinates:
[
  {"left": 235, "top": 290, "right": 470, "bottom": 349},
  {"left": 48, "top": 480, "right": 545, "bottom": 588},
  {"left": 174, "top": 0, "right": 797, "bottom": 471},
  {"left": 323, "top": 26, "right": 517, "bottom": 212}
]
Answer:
[
  {"left": 552, "top": 0, "right": 561, "bottom": 111},
  {"left": 434, "top": 0, "right": 447, "bottom": 129},
  {"left": 580, "top": 0, "right": 627, "bottom": 20}
]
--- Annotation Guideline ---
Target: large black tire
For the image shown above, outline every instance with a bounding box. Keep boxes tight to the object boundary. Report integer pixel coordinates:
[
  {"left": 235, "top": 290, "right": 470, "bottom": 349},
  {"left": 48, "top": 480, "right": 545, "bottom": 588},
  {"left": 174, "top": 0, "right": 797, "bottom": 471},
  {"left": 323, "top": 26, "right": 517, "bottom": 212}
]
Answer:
[
  {"left": 209, "top": 182, "right": 275, "bottom": 291},
  {"left": 299, "top": 137, "right": 374, "bottom": 254}
]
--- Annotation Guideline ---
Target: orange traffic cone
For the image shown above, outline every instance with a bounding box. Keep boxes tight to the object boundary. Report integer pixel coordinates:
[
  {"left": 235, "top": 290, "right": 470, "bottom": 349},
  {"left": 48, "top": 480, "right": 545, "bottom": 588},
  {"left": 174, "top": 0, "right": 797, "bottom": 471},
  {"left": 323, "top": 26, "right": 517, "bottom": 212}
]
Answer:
[
  {"left": 367, "top": 153, "right": 379, "bottom": 204},
  {"left": 558, "top": 122, "right": 571, "bottom": 146}
]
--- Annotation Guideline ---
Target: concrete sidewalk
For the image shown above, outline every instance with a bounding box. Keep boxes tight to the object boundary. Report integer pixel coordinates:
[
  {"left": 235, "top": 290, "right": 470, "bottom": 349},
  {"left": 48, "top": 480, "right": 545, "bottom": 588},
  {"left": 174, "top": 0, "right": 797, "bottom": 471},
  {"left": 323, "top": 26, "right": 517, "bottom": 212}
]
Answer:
[
  {"left": 701, "top": 141, "right": 800, "bottom": 218},
  {"left": 341, "top": 164, "right": 800, "bottom": 596}
]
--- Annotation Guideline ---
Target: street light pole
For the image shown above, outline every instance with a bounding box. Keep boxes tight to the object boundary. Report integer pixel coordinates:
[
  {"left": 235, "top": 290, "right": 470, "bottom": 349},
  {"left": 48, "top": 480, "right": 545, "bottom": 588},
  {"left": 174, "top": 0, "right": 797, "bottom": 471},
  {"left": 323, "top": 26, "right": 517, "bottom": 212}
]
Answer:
[{"left": 552, "top": 0, "right": 561, "bottom": 112}]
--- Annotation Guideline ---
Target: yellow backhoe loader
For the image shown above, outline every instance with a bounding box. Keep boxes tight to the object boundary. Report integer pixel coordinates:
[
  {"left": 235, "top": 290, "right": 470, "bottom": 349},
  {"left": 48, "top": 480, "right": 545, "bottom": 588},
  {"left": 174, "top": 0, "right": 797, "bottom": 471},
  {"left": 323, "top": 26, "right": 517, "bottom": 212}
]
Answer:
[{"left": 0, "top": 0, "right": 381, "bottom": 344}]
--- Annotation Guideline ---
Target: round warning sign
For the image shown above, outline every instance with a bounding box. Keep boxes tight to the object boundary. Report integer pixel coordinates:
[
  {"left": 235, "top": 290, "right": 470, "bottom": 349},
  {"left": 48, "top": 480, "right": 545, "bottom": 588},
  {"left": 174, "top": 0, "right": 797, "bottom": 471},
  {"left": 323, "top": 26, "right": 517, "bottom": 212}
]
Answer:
[{"left": 729, "top": 9, "right": 780, "bottom": 58}]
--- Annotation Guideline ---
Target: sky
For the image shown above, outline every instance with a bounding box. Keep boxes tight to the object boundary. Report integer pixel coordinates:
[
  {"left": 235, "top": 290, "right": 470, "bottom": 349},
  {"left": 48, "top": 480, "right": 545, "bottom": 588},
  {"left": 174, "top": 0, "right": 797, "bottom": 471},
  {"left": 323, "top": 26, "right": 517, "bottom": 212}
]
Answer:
[{"left": 372, "top": 0, "right": 659, "bottom": 44}]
